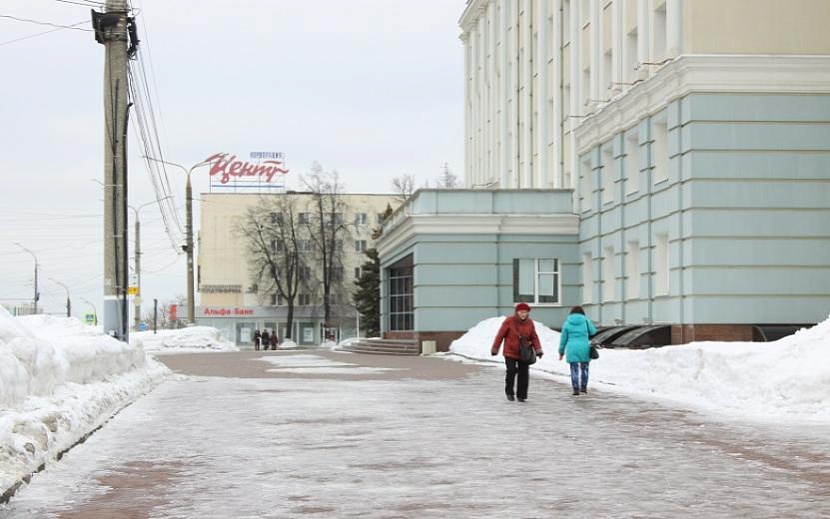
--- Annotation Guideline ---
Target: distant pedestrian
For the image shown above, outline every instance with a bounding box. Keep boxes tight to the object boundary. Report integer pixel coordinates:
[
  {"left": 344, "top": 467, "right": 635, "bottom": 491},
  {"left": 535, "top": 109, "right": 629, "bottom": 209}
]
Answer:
[
  {"left": 271, "top": 333, "right": 280, "bottom": 349},
  {"left": 558, "top": 306, "right": 597, "bottom": 396},
  {"left": 262, "top": 330, "right": 271, "bottom": 351},
  {"left": 253, "top": 329, "right": 262, "bottom": 351},
  {"left": 491, "top": 303, "right": 543, "bottom": 402}
]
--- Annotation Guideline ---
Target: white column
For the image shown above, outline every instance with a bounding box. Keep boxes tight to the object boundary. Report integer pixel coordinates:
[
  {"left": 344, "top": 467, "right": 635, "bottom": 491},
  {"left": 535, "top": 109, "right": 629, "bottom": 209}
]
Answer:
[
  {"left": 638, "top": 0, "right": 651, "bottom": 79},
  {"left": 666, "top": 0, "right": 682, "bottom": 58},
  {"left": 612, "top": 0, "right": 623, "bottom": 94},
  {"left": 570, "top": 0, "right": 580, "bottom": 117},
  {"left": 552, "top": 0, "right": 563, "bottom": 188},
  {"left": 500, "top": 1, "right": 510, "bottom": 188},
  {"left": 590, "top": 0, "right": 600, "bottom": 103},
  {"left": 463, "top": 33, "right": 472, "bottom": 185},
  {"left": 536, "top": 0, "right": 549, "bottom": 189},
  {"left": 510, "top": 1, "right": 520, "bottom": 188},
  {"left": 521, "top": 0, "right": 532, "bottom": 189},
  {"left": 488, "top": 2, "right": 497, "bottom": 185}
]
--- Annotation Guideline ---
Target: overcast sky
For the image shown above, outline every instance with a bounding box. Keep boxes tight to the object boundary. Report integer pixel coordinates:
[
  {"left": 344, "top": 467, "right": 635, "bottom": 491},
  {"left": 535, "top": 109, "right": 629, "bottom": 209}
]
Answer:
[{"left": 0, "top": 0, "right": 466, "bottom": 318}]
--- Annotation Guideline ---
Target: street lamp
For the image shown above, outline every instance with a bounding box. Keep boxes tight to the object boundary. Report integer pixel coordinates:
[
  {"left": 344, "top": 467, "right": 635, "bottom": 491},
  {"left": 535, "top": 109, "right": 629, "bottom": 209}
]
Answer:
[
  {"left": 129, "top": 196, "right": 172, "bottom": 330},
  {"left": 141, "top": 156, "right": 213, "bottom": 325},
  {"left": 81, "top": 297, "right": 98, "bottom": 325},
  {"left": 14, "top": 243, "right": 39, "bottom": 315},
  {"left": 49, "top": 278, "right": 71, "bottom": 318}
]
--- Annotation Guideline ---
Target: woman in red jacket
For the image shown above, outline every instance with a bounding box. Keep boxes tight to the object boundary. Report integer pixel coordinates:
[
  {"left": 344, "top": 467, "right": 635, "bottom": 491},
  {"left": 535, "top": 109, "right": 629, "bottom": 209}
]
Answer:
[{"left": 490, "top": 303, "right": 543, "bottom": 402}]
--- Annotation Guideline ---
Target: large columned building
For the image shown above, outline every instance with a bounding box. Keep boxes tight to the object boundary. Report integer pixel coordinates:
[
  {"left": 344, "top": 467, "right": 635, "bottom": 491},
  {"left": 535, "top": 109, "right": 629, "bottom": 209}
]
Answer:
[{"left": 377, "top": 0, "right": 830, "bottom": 350}]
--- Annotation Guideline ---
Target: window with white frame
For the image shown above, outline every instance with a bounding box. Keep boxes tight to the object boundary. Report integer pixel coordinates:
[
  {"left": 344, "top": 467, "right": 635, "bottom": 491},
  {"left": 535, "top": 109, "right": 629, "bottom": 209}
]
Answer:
[
  {"left": 603, "top": 246, "right": 616, "bottom": 302},
  {"left": 271, "top": 240, "right": 285, "bottom": 253},
  {"left": 582, "top": 252, "right": 593, "bottom": 303},
  {"left": 354, "top": 213, "right": 367, "bottom": 225},
  {"left": 652, "top": 116, "right": 668, "bottom": 183},
  {"left": 513, "top": 259, "right": 560, "bottom": 304},
  {"left": 298, "top": 212, "right": 310, "bottom": 225},
  {"left": 626, "top": 132, "right": 640, "bottom": 194},
  {"left": 355, "top": 240, "right": 367, "bottom": 253},
  {"left": 627, "top": 240, "right": 641, "bottom": 300},
  {"left": 602, "top": 146, "right": 614, "bottom": 205},
  {"left": 298, "top": 293, "right": 312, "bottom": 306},
  {"left": 655, "top": 233, "right": 669, "bottom": 296}
]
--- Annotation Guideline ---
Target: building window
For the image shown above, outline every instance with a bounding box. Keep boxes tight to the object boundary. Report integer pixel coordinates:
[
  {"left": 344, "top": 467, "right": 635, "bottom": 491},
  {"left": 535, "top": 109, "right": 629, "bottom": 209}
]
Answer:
[
  {"left": 513, "top": 259, "right": 560, "bottom": 305},
  {"left": 270, "top": 294, "right": 277, "bottom": 306},
  {"left": 298, "top": 265, "right": 311, "bottom": 282},
  {"left": 602, "top": 146, "right": 614, "bottom": 205},
  {"left": 331, "top": 267, "right": 343, "bottom": 283},
  {"left": 377, "top": 213, "right": 387, "bottom": 225},
  {"left": 652, "top": 118, "right": 668, "bottom": 184},
  {"left": 270, "top": 212, "right": 283, "bottom": 225},
  {"left": 271, "top": 240, "right": 286, "bottom": 253},
  {"left": 603, "top": 246, "right": 615, "bottom": 302},
  {"left": 582, "top": 252, "right": 593, "bottom": 303},
  {"left": 354, "top": 267, "right": 362, "bottom": 279},
  {"left": 355, "top": 240, "right": 367, "bottom": 253},
  {"left": 627, "top": 240, "right": 640, "bottom": 300},
  {"left": 324, "top": 213, "right": 343, "bottom": 227},
  {"left": 354, "top": 213, "right": 367, "bottom": 225},
  {"left": 298, "top": 293, "right": 312, "bottom": 306},
  {"left": 626, "top": 132, "right": 640, "bottom": 194},
  {"left": 655, "top": 233, "right": 669, "bottom": 296},
  {"left": 580, "top": 156, "right": 593, "bottom": 212},
  {"left": 389, "top": 266, "right": 413, "bottom": 331},
  {"left": 298, "top": 212, "right": 310, "bottom": 225},
  {"left": 298, "top": 240, "right": 312, "bottom": 253}
]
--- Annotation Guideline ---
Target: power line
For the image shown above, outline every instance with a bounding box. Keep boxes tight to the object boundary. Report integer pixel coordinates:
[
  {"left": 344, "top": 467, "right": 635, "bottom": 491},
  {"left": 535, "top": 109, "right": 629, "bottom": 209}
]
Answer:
[
  {"left": 0, "top": 19, "right": 90, "bottom": 47},
  {"left": 55, "top": 0, "right": 104, "bottom": 7},
  {"left": 0, "top": 14, "right": 93, "bottom": 31}
]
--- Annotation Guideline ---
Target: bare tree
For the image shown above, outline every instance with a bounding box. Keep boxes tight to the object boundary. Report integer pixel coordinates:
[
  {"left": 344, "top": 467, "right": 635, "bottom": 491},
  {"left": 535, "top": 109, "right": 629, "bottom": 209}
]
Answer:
[
  {"left": 390, "top": 173, "right": 416, "bottom": 203},
  {"left": 436, "top": 162, "right": 459, "bottom": 189},
  {"left": 302, "top": 163, "right": 351, "bottom": 337},
  {"left": 238, "top": 195, "right": 306, "bottom": 340}
]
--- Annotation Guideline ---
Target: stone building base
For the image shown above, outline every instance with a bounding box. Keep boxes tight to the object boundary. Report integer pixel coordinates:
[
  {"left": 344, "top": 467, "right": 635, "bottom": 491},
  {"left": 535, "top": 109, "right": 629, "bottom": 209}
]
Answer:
[
  {"left": 384, "top": 331, "right": 466, "bottom": 353},
  {"left": 671, "top": 324, "right": 755, "bottom": 345}
]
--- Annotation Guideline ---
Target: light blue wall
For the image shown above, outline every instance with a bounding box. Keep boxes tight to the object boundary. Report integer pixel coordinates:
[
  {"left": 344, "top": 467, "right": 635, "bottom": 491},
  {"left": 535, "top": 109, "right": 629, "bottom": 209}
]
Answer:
[
  {"left": 579, "top": 93, "right": 830, "bottom": 326},
  {"left": 379, "top": 190, "right": 580, "bottom": 334}
]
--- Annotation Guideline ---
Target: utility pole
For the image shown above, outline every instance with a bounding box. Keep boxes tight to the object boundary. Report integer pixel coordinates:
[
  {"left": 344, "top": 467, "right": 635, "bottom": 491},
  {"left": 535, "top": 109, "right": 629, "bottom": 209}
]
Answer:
[
  {"left": 93, "top": 1, "right": 134, "bottom": 341},
  {"left": 15, "top": 243, "right": 39, "bottom": 315},
  {"left": 50, "top": 278, "right": 71, "bottom": 318},
  {"left": 129, "top": 198, "right": 169, "bottom": 330},
  {"left": 143, "top": 157, "right": 213, "bottom": 325}
]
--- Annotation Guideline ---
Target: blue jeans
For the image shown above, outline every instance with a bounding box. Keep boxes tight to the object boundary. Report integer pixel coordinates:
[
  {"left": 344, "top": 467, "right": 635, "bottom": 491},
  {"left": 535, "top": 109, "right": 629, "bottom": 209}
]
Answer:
[{"left": 569, "top": 362, "right": 589, "bottom": 391}]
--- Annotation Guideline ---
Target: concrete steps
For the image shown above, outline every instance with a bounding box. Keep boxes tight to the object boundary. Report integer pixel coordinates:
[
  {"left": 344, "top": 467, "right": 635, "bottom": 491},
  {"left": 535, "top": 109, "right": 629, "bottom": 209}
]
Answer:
[{"left": 339, "top": 339, "right": 420, "bottom": 356}]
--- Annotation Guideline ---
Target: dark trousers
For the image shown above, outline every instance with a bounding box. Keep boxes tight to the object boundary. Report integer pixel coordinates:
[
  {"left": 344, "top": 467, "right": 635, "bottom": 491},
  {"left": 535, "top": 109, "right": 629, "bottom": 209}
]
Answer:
[{"left": 505, "top": 358, "right": 530, "bottom": 399}]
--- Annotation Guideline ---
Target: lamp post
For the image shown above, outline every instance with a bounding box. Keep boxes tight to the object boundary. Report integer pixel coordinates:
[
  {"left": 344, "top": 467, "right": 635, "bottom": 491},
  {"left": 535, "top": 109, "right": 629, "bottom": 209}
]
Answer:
[
  {"left": 129, "top": 197, "right": 171, "bottom": 330},
  {"left": 49, "top": 278, "right": 71, "bottom": 318},
  {"left": 80, "top": 297, "right": 98, "bottom": 325},
  {"left": 14, "top": 243, "right": 39, "bottom": 315},
  {"left": 141, "top": 156, "right": 212, "bottom": 325}
]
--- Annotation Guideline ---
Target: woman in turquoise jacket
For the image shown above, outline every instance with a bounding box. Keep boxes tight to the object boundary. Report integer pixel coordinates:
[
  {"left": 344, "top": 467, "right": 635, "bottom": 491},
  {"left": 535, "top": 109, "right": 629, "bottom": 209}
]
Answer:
[{"left": 558, "top": 306, "right": 597, "bottom": 396}]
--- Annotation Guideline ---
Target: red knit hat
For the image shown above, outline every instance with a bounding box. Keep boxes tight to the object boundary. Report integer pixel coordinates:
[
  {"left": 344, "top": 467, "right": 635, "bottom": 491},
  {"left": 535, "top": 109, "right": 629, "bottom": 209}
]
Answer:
[{"left": 515, "top": 303, "right": 531, "bottom": 312}]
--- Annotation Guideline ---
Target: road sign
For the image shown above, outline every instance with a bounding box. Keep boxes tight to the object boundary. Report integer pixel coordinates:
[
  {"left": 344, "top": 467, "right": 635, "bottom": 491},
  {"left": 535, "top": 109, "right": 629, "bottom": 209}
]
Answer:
[{"left": 128, "top": 286, "right": 138, "bottom": 295}]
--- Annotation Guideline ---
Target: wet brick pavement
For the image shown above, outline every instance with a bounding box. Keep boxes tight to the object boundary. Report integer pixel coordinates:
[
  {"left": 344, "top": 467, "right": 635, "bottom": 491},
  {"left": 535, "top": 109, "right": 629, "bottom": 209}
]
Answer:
[{"left": 1, "top": 350, "right": 828, "bottom": 518}]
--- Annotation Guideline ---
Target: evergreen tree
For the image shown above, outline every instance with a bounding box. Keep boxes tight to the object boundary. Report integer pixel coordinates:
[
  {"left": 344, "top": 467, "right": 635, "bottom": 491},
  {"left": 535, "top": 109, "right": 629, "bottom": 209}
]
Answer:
[{"left": 353, "top": 248, "right": 380, "bottom": 337}]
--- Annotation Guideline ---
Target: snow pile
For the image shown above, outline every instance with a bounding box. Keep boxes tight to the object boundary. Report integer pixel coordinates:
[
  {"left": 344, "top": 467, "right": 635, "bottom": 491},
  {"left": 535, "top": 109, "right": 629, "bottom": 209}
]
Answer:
[
  {"left": 318, "top": 340, "right": 337, "bottom": 350},
  {"left": 1, "top": 308, "right": 168, "bottom": 497},
  {"left": 449, "top": 315, "right": 830, "bottom": 423},
  {"left": 131, "top": 326, "right": 238, "bottom": 353},
  {"left": 277, "top": 340, "right": 299, "bottom": 350}
]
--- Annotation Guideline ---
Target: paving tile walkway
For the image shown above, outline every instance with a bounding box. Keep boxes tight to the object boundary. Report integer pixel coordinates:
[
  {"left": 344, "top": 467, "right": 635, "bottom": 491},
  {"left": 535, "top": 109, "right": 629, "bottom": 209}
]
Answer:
[{"left": 1, "top": 350, "right": 828, "bottom": 518}]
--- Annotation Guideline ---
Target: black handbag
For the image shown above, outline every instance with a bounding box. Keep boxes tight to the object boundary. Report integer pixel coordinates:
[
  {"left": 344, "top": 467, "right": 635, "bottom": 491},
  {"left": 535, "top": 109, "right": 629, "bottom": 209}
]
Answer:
[
  {"left": 587, "top": 322, "right": 599, "bottom": 360},
  {"left": 519, "top": 336, "right": 537, "bottom": 365}
]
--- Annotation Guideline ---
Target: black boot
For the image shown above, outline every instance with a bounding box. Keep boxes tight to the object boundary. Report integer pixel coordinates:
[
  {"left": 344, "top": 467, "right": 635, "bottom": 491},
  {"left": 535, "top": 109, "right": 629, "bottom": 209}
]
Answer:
[
  {"left": 572, "top": 389, "right": 580, "bottom": 396},
  {"left": 506, "top": 394, "right": 515, "bottom": 401}
]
